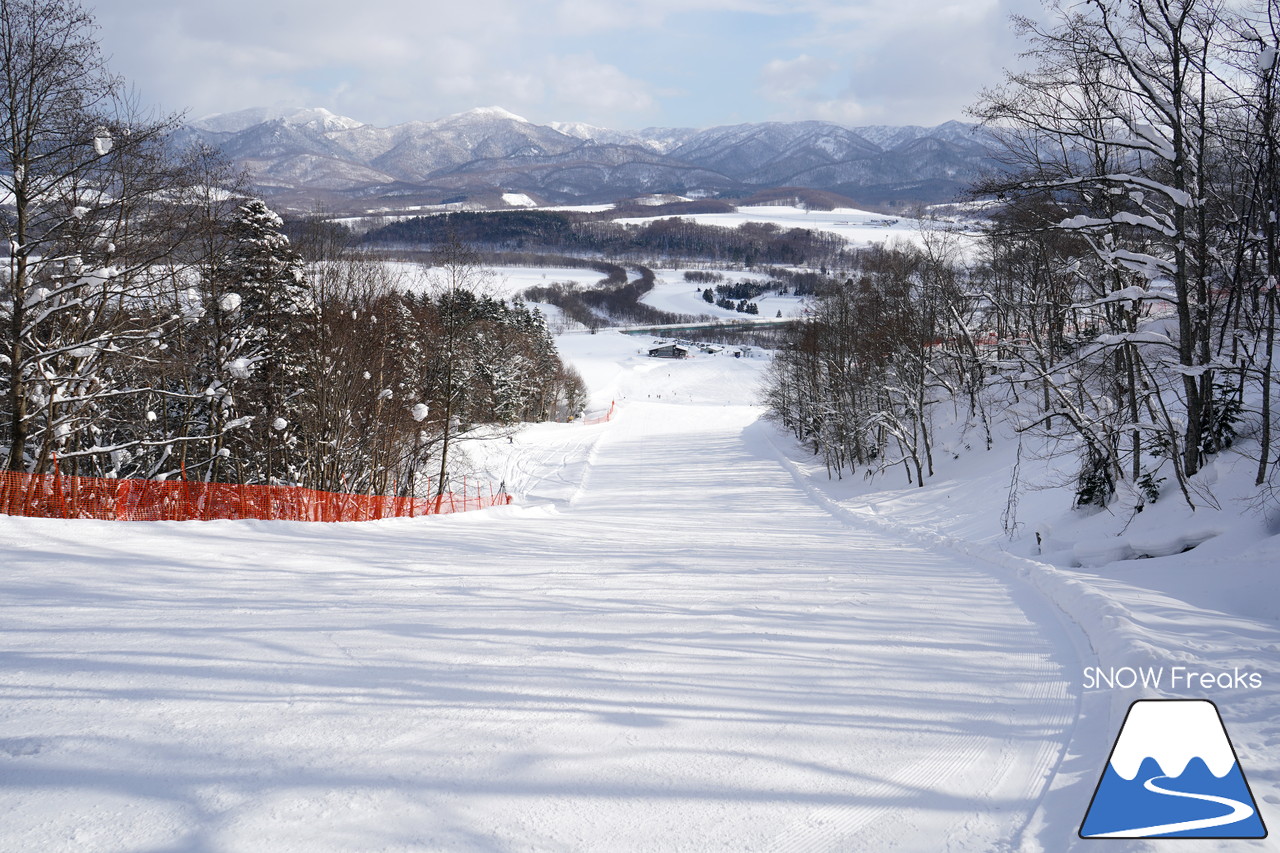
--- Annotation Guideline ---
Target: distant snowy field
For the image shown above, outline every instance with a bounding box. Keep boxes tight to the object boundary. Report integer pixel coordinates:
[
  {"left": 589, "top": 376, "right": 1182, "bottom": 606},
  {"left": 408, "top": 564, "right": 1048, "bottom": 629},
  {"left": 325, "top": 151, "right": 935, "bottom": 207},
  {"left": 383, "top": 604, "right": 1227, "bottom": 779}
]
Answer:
[
  {"left": 387, "top": 262, "right": 602, "bottom": 300},
  {"left": 1, "top": 331, "right": 1275, "bottom": 851},
  {"left": 640, "top": 268, "right": 806, "bottom": 321},
  {"left": 386, "top": 262, "right": 608, "bottom": 330},
  {"left": 615, "top": 204, "right": 939, "bottom": 249},
  {"left": 529, "top": 201, "right": 978, "bottom": 263},
  {"left": 387, "top": 261, "right": 808, "bottom": 326},
  {"left": 347, "top": 201, "right": 964, "bottom": 252}
]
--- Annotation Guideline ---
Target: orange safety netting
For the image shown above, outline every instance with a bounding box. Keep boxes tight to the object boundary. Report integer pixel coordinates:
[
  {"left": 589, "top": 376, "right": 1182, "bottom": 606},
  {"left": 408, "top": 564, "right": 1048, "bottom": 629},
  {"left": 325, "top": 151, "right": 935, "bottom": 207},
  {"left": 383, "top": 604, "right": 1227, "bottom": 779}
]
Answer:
[
  {"left": 580, "top": 401, "right": 616, "bottom": 425},
  {"left": 0, "top": 468, "right": 511, "bottom": 523}
]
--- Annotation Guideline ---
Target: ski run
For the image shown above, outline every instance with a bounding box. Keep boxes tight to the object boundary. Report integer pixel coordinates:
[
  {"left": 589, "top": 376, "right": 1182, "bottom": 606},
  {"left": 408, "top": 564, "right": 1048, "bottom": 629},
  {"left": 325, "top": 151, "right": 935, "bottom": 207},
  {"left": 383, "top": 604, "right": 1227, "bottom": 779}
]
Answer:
[{"left": 1, "top": 331, "right": 1276, "bottom": 852}]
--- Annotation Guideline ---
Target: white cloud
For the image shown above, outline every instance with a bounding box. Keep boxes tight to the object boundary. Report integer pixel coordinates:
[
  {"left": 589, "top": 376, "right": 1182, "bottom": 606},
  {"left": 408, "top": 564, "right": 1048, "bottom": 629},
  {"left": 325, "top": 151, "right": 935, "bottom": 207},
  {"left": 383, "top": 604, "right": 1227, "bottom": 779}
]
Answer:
[
  {"left": 544, "top": 55, "right": 656, "bottom": 116},
  {"left": 94, "top": 0, "right": 667, "bottom": 126},
  {"left": 759, "top": 0, "right": 1046, "bottom": 125},
  {"left": 758, "top": 55, "right": 838, "bottom": 102},
  {"left": 90, "top": 0, "right": 1048, "bottom": 129},
  {"left": 492, "top": 72, "right": 547, "bottom": 106},
  {"left": 553, "top": 0, "right": 784, "bottom": 33},
  {"left": 809, "top": 98, "right": 871, "bottom": 125},
  {"left": 553, "top": 0, "right": 662, "bottom": 34}
]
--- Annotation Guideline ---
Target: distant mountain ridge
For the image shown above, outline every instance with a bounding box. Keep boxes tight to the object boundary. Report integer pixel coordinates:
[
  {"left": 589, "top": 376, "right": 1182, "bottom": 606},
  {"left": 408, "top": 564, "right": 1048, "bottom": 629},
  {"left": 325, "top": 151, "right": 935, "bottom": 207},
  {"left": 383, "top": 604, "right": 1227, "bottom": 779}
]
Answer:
[{"left": 178, "top": 106, "right": 1000, "bottom": 214}]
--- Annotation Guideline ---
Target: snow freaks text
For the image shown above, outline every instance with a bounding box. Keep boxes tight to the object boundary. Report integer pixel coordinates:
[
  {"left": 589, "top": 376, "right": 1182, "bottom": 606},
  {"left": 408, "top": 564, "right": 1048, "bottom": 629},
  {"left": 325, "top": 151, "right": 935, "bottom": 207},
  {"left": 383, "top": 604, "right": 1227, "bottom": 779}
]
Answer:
[{"left": 1084, "top": 667, "right": 1264, "bottom": 691}]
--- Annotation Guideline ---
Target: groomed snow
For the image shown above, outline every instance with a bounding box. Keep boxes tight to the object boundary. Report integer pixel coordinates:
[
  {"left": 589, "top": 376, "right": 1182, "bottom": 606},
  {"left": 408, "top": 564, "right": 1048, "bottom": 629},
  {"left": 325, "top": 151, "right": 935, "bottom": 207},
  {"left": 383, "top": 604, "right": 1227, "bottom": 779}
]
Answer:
[
  {"left": 500, "top": 192, "right": 537, "bottom": 208},
  {"left": 0, "top": 332, "right": 1084, "bottom": 852},
  {"left": 1, "top": 331, "right": 1275, "bottom": 851}
]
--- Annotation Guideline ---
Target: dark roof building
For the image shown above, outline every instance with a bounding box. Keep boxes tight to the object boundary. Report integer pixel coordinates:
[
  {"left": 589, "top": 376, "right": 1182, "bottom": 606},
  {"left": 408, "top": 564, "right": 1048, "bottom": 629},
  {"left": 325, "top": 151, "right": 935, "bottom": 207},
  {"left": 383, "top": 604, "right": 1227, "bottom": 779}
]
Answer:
[{"left": 648, "top": 343, "right": 690, "bottom": 359}]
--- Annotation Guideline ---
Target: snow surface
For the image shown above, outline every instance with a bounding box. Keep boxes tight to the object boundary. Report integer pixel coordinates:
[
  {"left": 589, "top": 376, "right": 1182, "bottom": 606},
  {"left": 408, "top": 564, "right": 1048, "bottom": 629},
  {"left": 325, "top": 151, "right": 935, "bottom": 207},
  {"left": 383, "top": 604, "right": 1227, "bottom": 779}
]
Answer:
[
  {"left": 386, "top": 261, "right": 731, "bottom": 333},
  {"left": 638, "top": 268, "right": 807, "bottom": 320},
  {"left": 500, "top": 192, "right": 537, "bottom": 208},
  {"left": 0, "top": 331, "right": 1276, "bottom": 852},
  {"left": 768, "top": 368, "right": 1280, "bottom": 849},
  {"left": 388, "top": 262, "right": 602, "bottom": 301},
  {"left": 455, "top": 106, "right": 530, "bottom": 124},
  {"left": 614, "top": 205, "right": 948, "bottom": 250},
  {"left": 391, "top": 260, "right": 805, "bottom": 325}
]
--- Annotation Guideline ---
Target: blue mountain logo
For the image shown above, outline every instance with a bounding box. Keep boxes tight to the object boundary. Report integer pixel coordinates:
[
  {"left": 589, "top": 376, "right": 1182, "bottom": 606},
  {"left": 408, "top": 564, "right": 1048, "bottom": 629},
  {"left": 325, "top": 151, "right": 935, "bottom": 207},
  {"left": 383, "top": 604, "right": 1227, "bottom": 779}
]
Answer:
[{"left": 1080, "top": 699, "right": 1267, "bottom": 838}]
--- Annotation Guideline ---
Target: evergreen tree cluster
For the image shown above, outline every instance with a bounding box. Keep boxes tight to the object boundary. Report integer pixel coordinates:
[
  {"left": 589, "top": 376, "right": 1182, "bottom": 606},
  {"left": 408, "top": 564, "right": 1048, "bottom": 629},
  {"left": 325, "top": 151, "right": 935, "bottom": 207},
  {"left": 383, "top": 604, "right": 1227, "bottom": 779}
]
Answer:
[{"left": 713, "top": 280, "right": 769, "bottom": 301}]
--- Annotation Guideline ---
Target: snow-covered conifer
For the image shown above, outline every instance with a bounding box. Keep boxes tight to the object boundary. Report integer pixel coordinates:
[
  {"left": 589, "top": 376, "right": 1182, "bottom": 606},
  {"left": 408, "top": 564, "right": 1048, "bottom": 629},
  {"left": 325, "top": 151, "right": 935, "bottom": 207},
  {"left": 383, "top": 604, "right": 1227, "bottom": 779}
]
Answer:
[{"left": 215, "top": 198, "right": 314, "bottom": 484}]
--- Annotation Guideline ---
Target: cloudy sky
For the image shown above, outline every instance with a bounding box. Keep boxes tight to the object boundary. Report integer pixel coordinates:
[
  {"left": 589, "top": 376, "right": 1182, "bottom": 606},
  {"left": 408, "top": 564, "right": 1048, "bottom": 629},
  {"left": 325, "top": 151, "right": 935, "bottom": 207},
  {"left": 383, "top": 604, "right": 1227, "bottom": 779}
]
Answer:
[{"left": 94, "top": 0, "right": 1048, "bottom": 130}]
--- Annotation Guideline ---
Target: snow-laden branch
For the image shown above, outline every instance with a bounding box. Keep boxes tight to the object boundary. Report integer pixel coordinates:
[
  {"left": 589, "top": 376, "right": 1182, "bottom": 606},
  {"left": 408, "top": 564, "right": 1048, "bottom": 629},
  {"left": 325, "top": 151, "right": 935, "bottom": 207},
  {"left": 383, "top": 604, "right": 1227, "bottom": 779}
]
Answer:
[
  {"left": 1073, "top": 285, "right": 1178, "bottom": 309},
  {"left": 1059, "top": 211, "right": 1177, "bottom": 237}
]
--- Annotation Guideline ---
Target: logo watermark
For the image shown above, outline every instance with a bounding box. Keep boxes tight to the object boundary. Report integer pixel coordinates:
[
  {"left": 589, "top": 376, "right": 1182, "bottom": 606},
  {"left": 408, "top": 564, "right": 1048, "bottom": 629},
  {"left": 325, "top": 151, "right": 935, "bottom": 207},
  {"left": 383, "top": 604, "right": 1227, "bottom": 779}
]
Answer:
[
  {"left": 1079, "top": 699, "right": 1267, "bottom": 839},
  {"left": 1083, "top": 666, "right": 1263, "bottom": 691}
]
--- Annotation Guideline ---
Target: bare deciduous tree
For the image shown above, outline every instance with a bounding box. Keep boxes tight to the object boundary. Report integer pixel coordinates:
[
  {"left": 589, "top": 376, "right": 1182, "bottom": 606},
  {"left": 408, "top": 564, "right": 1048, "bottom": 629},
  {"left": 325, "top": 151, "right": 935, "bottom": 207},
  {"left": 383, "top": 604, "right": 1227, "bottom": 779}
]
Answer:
[{"left": 0, "top": 0, "right": 191, "bottom": 474}]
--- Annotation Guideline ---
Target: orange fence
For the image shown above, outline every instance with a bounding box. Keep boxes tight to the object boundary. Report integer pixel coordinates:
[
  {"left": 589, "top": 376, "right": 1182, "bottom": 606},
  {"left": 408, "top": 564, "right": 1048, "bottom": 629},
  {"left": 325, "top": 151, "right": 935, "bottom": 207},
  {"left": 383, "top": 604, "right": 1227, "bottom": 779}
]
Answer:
[
  {"left": 0, "top": 468, "right": 511, "bottom": 523},
  {"left": 580, "top": 401, "right": 616, "bottom": 426}
]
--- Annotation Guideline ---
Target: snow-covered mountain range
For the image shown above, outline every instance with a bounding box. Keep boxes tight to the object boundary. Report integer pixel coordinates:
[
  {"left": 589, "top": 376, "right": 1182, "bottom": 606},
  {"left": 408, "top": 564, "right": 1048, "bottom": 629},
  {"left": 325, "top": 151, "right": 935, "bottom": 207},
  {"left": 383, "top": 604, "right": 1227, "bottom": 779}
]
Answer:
[{"left": 177, "top": 106, "right": 1000, "bottom": 214}]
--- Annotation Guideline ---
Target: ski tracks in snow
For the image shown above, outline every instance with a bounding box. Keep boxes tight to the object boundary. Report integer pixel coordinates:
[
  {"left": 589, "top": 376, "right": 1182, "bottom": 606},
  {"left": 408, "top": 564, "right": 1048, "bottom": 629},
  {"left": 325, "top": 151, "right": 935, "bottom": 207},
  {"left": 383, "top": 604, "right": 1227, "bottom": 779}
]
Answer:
[
  {"left": 0, "top": 348, "right": 1080, "bottom": 852},
  {"left": 554, "top": 394, "right": 1078, "bottom": 851},
  {"left": 755, "top": 419, "right": 1083, "bottom": 851}
]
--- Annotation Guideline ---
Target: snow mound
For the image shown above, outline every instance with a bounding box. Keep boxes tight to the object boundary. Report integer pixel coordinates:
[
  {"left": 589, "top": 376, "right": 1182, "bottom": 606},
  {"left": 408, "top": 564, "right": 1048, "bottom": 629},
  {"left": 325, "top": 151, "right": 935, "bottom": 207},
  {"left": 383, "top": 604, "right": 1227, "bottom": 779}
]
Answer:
[{"left": 1071, "top": 528, "right": 1220, "bottom": 567}]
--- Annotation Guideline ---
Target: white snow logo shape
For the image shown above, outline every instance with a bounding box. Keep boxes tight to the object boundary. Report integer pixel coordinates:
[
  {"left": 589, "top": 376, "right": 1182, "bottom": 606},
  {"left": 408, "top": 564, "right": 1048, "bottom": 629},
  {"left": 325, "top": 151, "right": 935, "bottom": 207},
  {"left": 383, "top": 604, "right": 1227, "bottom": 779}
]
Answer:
[{"left": 1079, "top": 699, "right": 1267, "bottom": 839}]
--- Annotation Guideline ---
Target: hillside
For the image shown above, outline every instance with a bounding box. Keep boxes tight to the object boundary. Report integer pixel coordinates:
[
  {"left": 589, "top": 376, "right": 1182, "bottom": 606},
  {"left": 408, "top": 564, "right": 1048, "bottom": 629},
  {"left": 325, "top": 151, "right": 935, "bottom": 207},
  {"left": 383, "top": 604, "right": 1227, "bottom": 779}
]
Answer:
[{"left": 177, "top": 106, "right": 1001, "bottom": 215}]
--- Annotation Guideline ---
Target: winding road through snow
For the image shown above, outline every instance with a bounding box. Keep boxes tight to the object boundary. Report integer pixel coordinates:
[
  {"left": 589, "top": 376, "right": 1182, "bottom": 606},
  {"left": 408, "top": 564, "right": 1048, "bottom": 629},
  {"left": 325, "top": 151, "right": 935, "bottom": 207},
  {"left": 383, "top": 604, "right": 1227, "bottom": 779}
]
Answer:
[{"left": 0, "top": 337, "right": 1080, "bottom": 851}]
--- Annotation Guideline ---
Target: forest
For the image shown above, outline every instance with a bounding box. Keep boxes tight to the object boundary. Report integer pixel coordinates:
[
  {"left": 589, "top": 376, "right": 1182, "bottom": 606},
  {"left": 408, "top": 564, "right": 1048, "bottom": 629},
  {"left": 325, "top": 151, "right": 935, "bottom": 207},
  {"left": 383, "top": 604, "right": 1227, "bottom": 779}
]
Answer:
[
  {"left": 0, "top": 0, "right": 584, "bottom": 496},
  {"left": 765, "top": 0, "right": 1280, "bottom": 512},
  {"left": 366, "top": 209, "right": 856, "bottom": 269},
  {"left": 7, "top": 0, "right": 1278, "bottom": 518}
]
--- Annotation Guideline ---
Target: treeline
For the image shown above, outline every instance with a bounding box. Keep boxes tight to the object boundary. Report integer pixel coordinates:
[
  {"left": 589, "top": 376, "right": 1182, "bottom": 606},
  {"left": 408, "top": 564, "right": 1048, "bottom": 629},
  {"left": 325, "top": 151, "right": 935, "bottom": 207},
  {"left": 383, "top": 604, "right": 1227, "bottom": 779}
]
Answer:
[
  {"left": 365, "top": 209, "right": 856, "bottom": 268},
  {"left": 766, "top": 238, "right": 983, "bottom": 489},
  {"left": 368, "top": 211, "right": 586, "bottom": 252},
  {"left": 686, "top": 267, "right": 824, "bottom": 297},
  {"left": 768, "top": 0, "right": 1280, "bottom": 513},
  {"left": 0, "top": 0, "right": 583, "bottom": 494}
]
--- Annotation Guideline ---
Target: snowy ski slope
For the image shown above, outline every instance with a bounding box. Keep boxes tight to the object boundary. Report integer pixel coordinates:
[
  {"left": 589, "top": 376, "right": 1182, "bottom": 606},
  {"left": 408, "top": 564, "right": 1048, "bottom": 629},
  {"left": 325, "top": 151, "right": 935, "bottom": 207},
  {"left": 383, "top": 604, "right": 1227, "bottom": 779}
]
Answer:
[{"left": 0, "top": 331, "right": 1228, "bottom": 851}]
